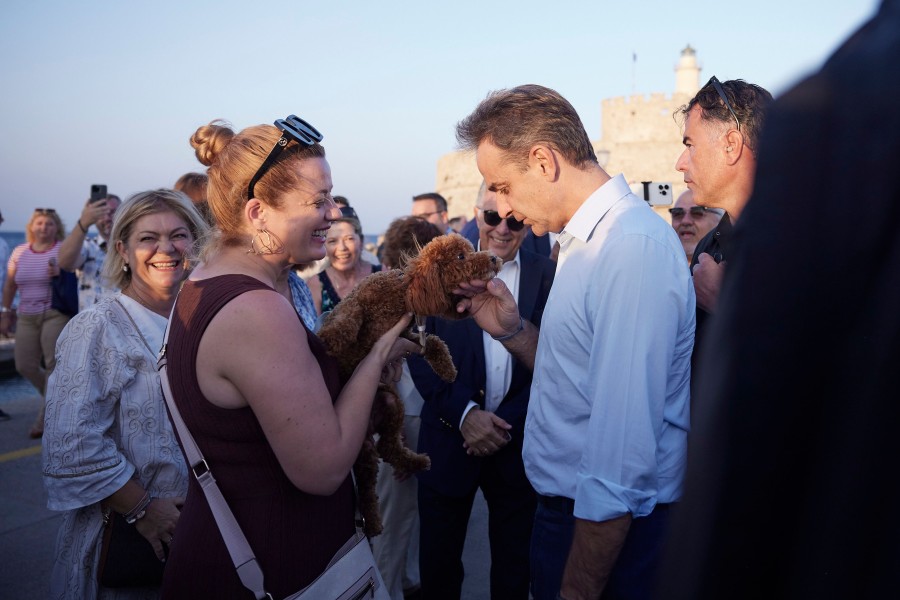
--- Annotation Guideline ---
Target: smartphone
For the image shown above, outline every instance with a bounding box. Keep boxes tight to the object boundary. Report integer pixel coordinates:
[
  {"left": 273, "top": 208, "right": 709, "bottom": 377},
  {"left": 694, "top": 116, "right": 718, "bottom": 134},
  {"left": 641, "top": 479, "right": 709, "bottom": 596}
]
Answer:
[
  {"left": 640, "top": 181, "right": 673, "bottom": 206},
  {"left": 90, "top": 184, "right": 108, "bottom": 203}
]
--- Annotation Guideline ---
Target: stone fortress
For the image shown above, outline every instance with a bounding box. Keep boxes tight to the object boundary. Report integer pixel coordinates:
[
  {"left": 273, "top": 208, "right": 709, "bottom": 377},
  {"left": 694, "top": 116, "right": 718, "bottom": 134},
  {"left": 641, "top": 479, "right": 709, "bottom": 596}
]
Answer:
[{"left": 434, "top": 46, "right": 703, "bottom": 223}]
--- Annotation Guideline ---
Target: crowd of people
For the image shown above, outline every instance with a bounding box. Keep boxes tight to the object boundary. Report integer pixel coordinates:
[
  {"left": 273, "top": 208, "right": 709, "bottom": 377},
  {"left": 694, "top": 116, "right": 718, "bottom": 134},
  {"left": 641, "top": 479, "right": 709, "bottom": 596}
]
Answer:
[{"left": 1, "top": 3, "right": 896, "bottom": 596}]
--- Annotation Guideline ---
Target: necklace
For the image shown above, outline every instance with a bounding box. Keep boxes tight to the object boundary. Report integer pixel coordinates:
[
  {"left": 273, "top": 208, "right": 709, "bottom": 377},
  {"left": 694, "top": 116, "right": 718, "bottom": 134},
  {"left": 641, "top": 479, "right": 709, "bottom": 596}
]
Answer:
[{"left": 327, "top": 263, "right": 368, "bottom": 298}]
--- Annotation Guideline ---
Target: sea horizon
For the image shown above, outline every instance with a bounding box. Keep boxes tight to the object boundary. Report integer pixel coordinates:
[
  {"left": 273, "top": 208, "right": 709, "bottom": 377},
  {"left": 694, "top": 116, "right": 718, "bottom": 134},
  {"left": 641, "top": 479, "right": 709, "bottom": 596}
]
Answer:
[
  {"left": 1, "top": 231, "right": 26, "bottom": 248},
  {"left": 2, "top": 232, "right": 381, "bottom": 244}
]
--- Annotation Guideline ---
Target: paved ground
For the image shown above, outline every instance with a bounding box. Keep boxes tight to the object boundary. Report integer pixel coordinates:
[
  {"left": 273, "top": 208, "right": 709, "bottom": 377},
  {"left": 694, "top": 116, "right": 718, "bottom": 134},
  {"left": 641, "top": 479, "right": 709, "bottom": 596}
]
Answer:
[
  {"left": 0, "top": 377, "right": 494, "bottom": 598},
  {"left": 0, "top": 383, "right": 56, "bottom": 597}
]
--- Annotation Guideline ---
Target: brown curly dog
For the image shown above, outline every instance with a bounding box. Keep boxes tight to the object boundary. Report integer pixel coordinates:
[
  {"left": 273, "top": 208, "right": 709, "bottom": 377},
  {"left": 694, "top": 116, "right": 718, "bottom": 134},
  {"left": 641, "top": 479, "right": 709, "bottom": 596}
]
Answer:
[{"left": 317, "top": 233, "right": 501, "bottom": 536}]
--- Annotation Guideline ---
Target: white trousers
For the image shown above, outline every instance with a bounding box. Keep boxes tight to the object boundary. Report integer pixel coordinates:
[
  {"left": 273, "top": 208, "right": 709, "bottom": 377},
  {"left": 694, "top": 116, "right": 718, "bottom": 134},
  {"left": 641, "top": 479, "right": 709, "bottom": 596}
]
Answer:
[{"left": 371, "top": 414, "right": 421, "bottom": 600}]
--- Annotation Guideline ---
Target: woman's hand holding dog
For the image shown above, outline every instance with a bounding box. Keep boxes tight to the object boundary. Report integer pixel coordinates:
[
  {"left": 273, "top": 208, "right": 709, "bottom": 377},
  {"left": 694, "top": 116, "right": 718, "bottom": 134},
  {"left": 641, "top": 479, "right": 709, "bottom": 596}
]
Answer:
[{"left": 371, "top": 313, "right": 422, "bottom": 384}]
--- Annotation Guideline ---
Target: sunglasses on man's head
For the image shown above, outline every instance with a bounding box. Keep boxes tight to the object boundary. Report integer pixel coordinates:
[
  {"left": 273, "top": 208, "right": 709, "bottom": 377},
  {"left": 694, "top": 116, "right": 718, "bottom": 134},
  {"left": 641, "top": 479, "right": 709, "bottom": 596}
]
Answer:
[
  {"left": 480, "top": 209, "right": 524, "bottom": 231},
  {"left": 669, "top": 206, "right": 717, "bottom": 218},
  {"left": 705, "top": 76, "right": 741, "bottom": 132},
  {"left": 246, "top": 115, "right": 323, "bottom": 201}
]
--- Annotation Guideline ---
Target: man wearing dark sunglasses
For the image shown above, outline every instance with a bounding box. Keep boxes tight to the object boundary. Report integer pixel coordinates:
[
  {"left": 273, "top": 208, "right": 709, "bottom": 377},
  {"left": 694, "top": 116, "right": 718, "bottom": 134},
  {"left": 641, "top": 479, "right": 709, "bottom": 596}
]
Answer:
[
  {"left": 459, "top": 195, "right": 554, "bottom": 259},
  {"left": 675, "top": 77, "right": 772, "bottom": 386},
  {"left": 412, "top": 183, "right": 555, "bottom": 599},
  {"left": 668, "top": 190, "right": 723, "bottom": 264}
]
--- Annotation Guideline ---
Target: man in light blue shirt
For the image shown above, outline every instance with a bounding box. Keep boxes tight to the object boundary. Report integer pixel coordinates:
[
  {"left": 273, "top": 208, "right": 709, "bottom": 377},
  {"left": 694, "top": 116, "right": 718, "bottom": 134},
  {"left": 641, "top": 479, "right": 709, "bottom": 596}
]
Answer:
[{"left": 454, "top": 84, "right": 695, "bottom": 600}]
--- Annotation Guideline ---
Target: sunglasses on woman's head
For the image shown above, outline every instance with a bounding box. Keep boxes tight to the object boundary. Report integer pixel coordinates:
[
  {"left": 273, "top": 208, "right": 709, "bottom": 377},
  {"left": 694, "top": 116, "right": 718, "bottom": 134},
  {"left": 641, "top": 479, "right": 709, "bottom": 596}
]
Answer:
[
  {"left": 34, "top": 208, "right": 57, "bottom": 214},
  {"left": 480, "top": 209, "right": 524, "bottom": 231},
  {"left": 339, "top": 206, "right": 359, "bottom": 220},
  {"left": 247, "top": 115, "right": 323, "bottom": 201}
]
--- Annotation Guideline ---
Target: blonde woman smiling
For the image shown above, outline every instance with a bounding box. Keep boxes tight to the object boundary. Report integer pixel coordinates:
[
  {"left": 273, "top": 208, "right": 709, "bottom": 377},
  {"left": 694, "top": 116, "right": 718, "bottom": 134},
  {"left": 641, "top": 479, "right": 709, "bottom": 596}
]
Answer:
[{"left": 306, "top": 205, "right": 381, "bottom": 315}]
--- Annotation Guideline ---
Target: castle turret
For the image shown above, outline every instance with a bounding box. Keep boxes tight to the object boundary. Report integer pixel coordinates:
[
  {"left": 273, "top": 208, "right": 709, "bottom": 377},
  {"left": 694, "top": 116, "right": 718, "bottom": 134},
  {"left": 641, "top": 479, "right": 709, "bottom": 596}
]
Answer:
[{"left": 675, "top": 45, "right": 701, "bottom": 96}]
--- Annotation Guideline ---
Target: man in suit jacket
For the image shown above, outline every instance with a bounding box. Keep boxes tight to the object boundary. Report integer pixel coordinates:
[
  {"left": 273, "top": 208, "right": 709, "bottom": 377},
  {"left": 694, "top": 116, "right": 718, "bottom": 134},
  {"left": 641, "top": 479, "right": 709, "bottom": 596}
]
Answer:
[
  {"left": 409, "top": 186, "right": 555, "bottom": 599},
  {"left": 460, "top": 203, "right": 552, "bottom": 258}
]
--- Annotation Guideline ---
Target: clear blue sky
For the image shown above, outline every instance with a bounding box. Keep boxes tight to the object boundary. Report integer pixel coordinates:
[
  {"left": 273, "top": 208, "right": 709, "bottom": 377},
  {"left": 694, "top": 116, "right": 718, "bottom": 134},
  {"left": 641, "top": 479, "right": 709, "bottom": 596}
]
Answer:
[{"left": 0, "top": 0, "right": 879, "bottom": 234}]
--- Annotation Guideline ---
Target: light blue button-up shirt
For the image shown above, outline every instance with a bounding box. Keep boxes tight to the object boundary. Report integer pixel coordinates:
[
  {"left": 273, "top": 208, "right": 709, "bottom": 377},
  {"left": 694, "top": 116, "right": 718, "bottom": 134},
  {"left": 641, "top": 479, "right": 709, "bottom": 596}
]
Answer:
[{"left": 522, "top": 174, "right": 695, "bottom": 522}]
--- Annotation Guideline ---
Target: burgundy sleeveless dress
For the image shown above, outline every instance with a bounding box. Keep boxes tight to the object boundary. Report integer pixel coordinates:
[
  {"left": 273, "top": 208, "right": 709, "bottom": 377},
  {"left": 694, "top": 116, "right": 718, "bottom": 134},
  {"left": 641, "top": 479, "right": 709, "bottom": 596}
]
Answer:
[{"left": 162, "top": 275, "right": 355, "bottom": 599}]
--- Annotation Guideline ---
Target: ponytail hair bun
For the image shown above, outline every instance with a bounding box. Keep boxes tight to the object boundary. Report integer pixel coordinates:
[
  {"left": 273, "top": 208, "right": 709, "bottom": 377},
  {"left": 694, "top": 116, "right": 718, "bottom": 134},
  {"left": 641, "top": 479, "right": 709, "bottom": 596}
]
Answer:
[{"left": 190, "top": 119, "right": 235, "bottom": 167}]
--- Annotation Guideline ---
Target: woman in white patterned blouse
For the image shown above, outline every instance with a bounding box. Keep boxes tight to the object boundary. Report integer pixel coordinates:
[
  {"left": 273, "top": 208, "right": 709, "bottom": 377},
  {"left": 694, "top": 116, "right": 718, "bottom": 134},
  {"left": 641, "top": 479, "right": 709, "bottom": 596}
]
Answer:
[{"left": 41, "top": 190, "right": 208, "bottom": 599}]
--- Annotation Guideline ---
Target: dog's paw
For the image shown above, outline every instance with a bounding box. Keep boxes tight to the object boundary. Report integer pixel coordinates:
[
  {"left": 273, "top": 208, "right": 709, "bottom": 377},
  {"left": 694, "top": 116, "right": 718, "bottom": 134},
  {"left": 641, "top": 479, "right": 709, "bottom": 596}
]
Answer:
[
  {"left": 424, "top": 336, "right": 458, "bottom": 382},
  {"left": 393, "top": 453, "right": 431, "bottom": 479}
]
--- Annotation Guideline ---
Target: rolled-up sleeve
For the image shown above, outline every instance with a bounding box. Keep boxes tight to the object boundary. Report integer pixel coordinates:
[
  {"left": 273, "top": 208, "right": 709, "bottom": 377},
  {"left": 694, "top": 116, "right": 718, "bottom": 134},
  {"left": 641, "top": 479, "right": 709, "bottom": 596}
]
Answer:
[
  {"left": 574, "top": 233, "right": 692, "bottom": 522},
  {"left": 42, "top": 312, "right": 137, "bottom": 511}
]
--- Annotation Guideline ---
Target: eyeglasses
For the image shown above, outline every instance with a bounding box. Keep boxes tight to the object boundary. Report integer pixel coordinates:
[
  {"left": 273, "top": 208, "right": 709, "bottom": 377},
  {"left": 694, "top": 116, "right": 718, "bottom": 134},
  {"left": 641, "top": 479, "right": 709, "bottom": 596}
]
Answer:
[
  {"left": 479, "top": 208, "right": 524, "bottom": 231},
  {"left": 246, "top": 115, "right": 323, "bottom": 201},
  {"left": 706, "top": 76, "right": 741, "bottom": 131},
  {"left": 413, "top": 210, "right": 446, "bottom": 219},
  {"left": 669, "top": 206, "right": 719, "bottom": 218},
  {"left": 34, "top": 208, "right": 57, "bottom": 214}
]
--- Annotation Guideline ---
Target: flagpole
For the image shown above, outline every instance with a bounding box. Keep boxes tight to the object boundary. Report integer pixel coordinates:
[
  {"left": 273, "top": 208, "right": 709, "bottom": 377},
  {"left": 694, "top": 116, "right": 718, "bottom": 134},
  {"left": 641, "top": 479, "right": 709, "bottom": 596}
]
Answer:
[{"left": 632, "top": 51, "right": 637, "bottom": 94}]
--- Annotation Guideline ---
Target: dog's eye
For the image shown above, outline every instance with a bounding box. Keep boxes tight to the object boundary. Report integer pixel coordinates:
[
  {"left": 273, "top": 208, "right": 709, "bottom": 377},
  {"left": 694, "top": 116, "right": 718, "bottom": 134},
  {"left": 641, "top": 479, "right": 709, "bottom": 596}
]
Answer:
[{"left": 457, "top": 253, "right": 465, "bottom": 260}]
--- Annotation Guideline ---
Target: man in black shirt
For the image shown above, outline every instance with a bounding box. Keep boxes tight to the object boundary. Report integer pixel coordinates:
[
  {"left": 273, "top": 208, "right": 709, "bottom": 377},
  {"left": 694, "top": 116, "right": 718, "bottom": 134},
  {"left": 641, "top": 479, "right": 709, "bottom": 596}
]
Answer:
[
  {"left": 674, "top": 77, "right": 772, "bottom": 386},
  {"left": 661, "top": 1, "right": 900, "bottom": 596}
]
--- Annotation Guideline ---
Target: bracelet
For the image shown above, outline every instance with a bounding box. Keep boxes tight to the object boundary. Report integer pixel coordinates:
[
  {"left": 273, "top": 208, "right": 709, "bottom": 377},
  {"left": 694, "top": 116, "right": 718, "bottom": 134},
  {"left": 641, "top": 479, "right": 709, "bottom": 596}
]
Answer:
[
  {"left": 0, "top": 306, "right": 13, "bottom": 314},
  {"left": 123, "top": 491, "right": 149, "bottom": 518},
  {"left": 76, "top": 220, "right": 88, "bottom": 234},
  {"left": 491, "top": 316, "right": 525, "bottom": 342},
  {"left": 123, "top": 491, "right": 152, "bottom": 524}
]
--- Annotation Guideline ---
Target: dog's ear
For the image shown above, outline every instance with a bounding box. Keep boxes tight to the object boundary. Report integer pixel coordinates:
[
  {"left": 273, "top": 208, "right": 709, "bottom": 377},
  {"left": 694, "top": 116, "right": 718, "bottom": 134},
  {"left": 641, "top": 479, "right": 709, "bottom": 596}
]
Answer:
[{"left": 405, "top": 255, "right": 451, "bottom": 315}]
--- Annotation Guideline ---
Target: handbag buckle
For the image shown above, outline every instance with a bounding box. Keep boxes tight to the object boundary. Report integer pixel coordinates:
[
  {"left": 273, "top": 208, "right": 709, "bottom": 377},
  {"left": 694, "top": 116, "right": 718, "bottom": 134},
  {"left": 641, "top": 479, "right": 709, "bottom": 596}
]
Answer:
[{"left": 192, "top": 459, "right": 210, "bottom": 479}]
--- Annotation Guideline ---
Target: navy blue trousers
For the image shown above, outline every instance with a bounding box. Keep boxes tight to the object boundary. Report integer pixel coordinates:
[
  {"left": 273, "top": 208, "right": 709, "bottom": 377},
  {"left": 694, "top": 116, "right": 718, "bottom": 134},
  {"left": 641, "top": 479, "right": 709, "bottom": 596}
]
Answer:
[{"left": 530, "top": 498, "right": 672, "bottom": 600}]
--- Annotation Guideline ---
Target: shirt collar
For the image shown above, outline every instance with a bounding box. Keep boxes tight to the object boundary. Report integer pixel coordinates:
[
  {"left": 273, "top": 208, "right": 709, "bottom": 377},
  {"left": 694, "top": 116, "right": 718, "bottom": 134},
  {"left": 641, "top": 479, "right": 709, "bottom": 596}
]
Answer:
[
  {"left": 561, "top": 173, "right": 632, "bottom": 243},
  {"left": 117, "top": 294, "right": 167, "bottom": 354}
]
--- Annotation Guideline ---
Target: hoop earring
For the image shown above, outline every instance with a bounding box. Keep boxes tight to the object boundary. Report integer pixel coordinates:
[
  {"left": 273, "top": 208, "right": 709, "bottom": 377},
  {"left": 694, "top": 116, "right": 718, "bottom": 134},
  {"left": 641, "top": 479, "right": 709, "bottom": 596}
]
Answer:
[{"left": 248, "top": 229, "right": 284, "bottom": 255}]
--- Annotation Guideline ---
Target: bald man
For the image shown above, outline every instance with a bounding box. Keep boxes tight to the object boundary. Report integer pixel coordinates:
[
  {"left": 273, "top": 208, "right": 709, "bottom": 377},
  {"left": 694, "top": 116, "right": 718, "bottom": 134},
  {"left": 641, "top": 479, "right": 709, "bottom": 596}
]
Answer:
[{"left": 668, "top": 190, "right": 723, "bottom": 264}]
